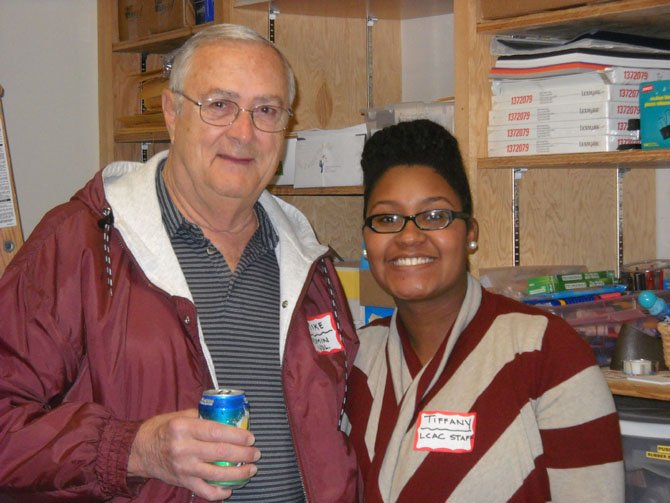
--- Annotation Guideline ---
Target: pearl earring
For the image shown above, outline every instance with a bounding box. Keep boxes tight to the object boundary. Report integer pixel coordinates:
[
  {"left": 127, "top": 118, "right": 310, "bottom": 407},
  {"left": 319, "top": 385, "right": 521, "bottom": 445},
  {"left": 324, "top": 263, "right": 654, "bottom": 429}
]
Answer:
[{"left": 467, "top": 240, "right": 478, "bottom": 252}]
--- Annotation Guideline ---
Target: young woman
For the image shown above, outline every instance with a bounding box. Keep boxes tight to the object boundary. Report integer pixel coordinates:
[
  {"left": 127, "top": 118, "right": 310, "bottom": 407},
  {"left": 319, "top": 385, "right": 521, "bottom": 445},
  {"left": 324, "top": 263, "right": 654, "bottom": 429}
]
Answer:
[{"left": 346, "top": 119, "right": 624, "bottom": 503}]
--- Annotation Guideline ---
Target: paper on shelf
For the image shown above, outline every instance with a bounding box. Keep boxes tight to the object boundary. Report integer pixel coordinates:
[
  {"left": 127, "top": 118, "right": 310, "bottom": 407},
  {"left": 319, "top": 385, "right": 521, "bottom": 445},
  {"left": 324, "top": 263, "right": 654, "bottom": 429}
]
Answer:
[
  {"left": 293, "top": 124, "right": 366, "bottom": 188},
  {"left": 491, "top": 31, "right": 670, "bottom": 58}
]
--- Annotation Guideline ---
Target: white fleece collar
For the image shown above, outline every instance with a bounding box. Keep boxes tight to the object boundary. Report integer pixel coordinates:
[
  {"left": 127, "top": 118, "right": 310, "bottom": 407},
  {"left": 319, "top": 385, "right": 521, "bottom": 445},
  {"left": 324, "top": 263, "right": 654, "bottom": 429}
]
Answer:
[
  {"left": 102, "top": 150, "right": 189, "bottom": 298},
  {"left": 101, "top": 150, "right": 328, "bottom": 360}
]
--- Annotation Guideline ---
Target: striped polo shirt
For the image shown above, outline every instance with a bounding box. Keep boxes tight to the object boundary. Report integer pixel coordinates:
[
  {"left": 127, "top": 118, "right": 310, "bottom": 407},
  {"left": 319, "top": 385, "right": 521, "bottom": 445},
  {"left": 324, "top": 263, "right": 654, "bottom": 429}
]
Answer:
[{"left": 156, "top": 164, "right": 305, "bottom": 502}]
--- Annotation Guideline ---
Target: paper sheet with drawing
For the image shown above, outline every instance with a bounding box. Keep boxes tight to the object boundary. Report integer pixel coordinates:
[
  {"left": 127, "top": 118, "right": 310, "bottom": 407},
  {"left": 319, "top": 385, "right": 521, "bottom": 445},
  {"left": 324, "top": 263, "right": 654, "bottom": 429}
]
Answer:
[{"left": 293, "top": 123, "right": 367, "bottom": 188}]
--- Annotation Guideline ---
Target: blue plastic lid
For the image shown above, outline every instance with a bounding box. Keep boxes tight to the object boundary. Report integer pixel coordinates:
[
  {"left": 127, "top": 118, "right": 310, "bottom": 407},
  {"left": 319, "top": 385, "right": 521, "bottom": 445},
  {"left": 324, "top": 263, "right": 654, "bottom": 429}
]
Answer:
[{"left": 638, "top": 290, "right": 660, "bottom": 310}]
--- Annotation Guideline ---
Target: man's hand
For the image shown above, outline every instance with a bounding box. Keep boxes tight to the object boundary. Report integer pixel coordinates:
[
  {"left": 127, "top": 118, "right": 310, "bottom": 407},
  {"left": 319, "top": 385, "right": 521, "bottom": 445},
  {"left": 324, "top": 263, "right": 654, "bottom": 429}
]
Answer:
[{"left": 128, "top": 408, "right": 260, "bottom": 501}]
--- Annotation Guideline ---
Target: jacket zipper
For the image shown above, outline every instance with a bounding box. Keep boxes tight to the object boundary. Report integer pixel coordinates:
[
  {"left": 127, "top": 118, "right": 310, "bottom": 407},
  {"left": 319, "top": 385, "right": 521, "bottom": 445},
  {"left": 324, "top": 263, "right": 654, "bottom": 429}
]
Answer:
[{"left": 317, "top": 258, "right": 350, "bottom": 430}]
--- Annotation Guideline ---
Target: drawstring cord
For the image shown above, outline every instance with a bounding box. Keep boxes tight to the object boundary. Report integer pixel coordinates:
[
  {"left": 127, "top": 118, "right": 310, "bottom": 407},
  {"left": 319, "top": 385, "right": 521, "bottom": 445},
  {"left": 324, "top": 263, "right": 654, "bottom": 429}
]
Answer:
[
  {"left": 319, "top": 258, "right": 349, "bottom": 430},
  {"left": 97, "top": 208, "right": 114, "bottom": 297}
]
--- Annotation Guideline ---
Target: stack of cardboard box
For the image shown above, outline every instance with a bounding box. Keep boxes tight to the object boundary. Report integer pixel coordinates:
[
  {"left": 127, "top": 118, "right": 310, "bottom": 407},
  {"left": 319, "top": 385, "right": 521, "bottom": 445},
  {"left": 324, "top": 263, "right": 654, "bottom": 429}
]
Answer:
[{"left": 487, "top": 72, "right": 642, "bottom": 156}]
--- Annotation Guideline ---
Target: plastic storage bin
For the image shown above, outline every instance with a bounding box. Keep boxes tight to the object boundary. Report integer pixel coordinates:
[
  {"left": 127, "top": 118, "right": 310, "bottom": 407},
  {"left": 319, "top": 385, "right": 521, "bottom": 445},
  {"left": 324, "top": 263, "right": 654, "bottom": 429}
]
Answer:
[
  {"left": 543, "top": 291, "right": 670, "bottom": 367},
  {"left": 615, "top": 396, "right": 670, "bottom": 502}
]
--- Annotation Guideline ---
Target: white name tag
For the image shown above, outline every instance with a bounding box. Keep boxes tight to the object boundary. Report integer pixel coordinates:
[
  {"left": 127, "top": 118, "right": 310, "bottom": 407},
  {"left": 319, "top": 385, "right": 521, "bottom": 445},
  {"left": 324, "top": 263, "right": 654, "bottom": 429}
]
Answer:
[
  {"left": 307, "top": 312, "right": 344, "bottom": 355},
  {"left": 414, "top": 410, "right": 477, "bottom": 453}
]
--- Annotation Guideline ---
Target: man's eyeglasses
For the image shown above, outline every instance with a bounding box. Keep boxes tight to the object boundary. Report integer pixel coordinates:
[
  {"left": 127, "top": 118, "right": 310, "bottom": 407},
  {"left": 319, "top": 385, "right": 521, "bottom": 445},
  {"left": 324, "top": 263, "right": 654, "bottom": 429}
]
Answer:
[
  {"left": 174, "top": 91, "right": 293, "bottom": 133},
  {"left": 364, "top": 209, "right": 469, "bottom": 234}
]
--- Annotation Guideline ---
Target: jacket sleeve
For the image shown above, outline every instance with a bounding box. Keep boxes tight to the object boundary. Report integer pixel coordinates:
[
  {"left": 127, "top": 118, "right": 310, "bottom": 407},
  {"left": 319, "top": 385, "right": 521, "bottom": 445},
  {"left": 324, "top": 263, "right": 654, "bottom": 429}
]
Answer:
[{"left": 0, "top": 216, "right": 141, "bottom": 500}]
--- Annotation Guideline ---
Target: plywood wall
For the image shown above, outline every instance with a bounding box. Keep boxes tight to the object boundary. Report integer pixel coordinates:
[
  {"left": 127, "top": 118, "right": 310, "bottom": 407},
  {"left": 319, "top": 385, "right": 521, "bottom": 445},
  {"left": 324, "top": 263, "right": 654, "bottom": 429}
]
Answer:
[{"left": 228, "top": 4, "right": 401, "bottom": 260}]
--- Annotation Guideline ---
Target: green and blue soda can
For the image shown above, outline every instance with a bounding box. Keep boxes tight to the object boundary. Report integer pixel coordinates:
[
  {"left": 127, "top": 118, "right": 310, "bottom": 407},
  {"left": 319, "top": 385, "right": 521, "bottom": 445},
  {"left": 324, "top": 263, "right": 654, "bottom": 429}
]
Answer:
[{"left": 199, "top": 388, "right": 251, "bottom": 489}]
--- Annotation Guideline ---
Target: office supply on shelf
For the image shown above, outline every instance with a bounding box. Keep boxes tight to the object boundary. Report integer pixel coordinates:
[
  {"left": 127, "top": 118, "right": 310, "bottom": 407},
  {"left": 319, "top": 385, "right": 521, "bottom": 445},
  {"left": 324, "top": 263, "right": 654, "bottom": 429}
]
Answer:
[
  {"left": 640, "top": 80, "right": 670, "bottom": 150},
  {"left": 490, "top": 34, "right": 670, "bottom": 80},
  {"left": 494, "top": 49, "right": 670, "bottom": 71},
  {"left": 491, "top": 31, "right": 670, "bottom": 58}
]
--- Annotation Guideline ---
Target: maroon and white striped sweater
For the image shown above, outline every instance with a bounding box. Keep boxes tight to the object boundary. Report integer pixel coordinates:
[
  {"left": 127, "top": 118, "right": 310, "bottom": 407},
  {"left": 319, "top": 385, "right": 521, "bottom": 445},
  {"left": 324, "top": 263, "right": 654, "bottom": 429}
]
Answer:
[{"left": 346, "top": 275, "right": 624, "bottom": 502}]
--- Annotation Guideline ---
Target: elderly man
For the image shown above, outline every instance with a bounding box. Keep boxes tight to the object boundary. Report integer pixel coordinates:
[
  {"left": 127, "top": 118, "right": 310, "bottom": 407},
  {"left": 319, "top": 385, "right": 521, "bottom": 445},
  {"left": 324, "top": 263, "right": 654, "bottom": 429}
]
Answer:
[{"left": 0, "top": 24, "right": 358, "bottom": 502}]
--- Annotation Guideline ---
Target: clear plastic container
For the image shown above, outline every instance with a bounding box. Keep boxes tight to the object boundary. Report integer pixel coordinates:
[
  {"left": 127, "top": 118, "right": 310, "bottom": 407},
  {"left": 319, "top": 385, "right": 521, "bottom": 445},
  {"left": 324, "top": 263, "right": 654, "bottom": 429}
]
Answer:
[
  {"left": 540, "top": 291, "right": 670, "bottom": 367},
  {"left": 615, "top": 395, "right": 670, "bottom": 503}
]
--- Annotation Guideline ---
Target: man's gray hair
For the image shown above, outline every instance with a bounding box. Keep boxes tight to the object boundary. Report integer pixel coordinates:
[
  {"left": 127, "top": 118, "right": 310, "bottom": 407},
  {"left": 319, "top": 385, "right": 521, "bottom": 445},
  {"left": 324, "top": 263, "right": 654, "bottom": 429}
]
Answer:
[{"left": 167, "top": 23, "right": 296, "bottom": 107}]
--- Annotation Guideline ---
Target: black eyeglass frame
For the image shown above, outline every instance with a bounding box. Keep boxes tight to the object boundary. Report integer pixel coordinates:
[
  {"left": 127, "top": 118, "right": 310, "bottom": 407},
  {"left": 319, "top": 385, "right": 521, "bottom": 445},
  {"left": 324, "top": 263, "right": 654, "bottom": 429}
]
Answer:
[
  {"left": 173, "top": 90, "right": 293, "bottom": 133},
  {"left": 363, "top": 208, "right": 470, "bottom": 234}
]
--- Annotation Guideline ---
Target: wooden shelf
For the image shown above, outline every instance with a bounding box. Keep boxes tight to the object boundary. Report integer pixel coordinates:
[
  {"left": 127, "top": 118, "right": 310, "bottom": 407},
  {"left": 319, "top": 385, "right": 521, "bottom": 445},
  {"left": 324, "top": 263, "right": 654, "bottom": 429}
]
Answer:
[
  {"left": 604, "top": 368, "right": 670, "bottom": 401},
  {"left": 269, "top": 185, "right": 363, "bottom": 196},
  {"left": 477, "top": 0, "right": 670, "bottom": 39},
  {"left": 479, "top": 149, "right": 670, "bottom": 170},
  {"left": 235, "top": 0, "right": 452, "bottom": 19},
  {"left": 115, "top": 128, "right": 170, "bottom": 143},
  {"left": 112, "top": 22, "right": 218, "bottom": 54}
]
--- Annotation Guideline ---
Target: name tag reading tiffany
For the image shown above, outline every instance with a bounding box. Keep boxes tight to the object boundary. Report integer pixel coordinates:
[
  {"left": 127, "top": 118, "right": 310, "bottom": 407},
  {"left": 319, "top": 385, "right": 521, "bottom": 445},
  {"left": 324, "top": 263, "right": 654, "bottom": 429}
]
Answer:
[
  {"left": 307, "top": 312, "right": 344, "bottom": 355},
  {"left": 414, "top": 411, "right": 477, "bottom": 453}
]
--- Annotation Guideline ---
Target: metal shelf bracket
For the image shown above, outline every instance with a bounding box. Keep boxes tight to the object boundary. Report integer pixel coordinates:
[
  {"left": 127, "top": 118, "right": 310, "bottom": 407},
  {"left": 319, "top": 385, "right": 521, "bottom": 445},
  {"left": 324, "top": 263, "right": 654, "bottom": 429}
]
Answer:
[
  {"left": 513, "top": 167, "right": 527, "bottom": 266},
  {"left": 366, "top": 16, "right": 378, "bottom": 109},
  {"left": 616, "top": 166, "right": 630, "bottom": 278},
  {"left": 268, "top": 3, "right": 279, "bottom": 43}
]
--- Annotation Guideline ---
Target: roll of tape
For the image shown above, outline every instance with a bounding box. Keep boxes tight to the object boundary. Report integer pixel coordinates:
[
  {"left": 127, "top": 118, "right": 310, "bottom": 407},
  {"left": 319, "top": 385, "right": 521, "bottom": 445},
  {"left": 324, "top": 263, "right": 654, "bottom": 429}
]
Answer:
[{"left": 623, "top": 359, "right": 657, "bottom": 376}]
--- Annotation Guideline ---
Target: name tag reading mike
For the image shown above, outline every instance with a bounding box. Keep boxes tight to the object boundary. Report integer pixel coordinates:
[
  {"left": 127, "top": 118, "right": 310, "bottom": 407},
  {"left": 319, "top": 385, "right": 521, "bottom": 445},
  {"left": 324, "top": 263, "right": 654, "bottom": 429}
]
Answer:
[{"left": 308, "top": 312, "right": 344, "bottom": 355}]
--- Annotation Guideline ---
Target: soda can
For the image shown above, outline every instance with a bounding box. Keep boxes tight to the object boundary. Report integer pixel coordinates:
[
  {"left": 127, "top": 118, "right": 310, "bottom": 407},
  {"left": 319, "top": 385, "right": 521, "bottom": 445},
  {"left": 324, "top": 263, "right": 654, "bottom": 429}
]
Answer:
[{"left": 199, "top": 388, "right": 250, "bottom": 489}]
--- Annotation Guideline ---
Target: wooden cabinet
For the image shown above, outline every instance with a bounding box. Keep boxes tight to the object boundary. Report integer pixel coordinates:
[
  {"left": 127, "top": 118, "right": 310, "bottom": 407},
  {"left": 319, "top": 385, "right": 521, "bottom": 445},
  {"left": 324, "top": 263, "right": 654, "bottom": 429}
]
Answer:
[
  {"left": 98, "top": 0, "right": 669, "bottom": 269},
  {"left": 97, "top": 0, "right": 443, "bottom": 259}
]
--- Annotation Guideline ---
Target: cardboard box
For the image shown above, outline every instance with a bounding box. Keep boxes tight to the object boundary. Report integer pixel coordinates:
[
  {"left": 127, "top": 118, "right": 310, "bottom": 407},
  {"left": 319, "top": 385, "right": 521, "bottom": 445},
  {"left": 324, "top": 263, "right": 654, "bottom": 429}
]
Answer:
[
  {"left": 640, "top": 80, "right": 670, "bottom": 150},
  {"left": 118, "top": 0, "right": 149, "bottom": 41},
  {"left": 119, "top": 0, "right": 195, "bottom": 40},
  {"left": 480, "top": 0, "right": 613, "bottom": 20},
  {"left": 601, "top": 67, "right": 670, "bottom": 85},
  {"left": 491, "top": 72, "right": 640, "bottom": 96},
  {"left": 149, "top": 0, "right": 196, "bottom": 35},
  {"left": 335, "top": 261, "right": 360, "bottom": 302},
  {"left": 488, "top": 119, "right": 637, "bottom": 141},
  {"left": 359, "top": 269, "right": 395, "bottom": 309},
  {"left": 491, "top": 84, "right": 639, "bottom": 108},
  {"left": 488, "top": 135, "right": 639, "bottom": 156},
  {"left": 489, "top": 101, "right": 640, "bottom": 126},
  {"left": 335, "top": 261, "right": 363, "bottom": 328},
  {"left": 335, "top": 260, "right": 396, "bottom": 328}
]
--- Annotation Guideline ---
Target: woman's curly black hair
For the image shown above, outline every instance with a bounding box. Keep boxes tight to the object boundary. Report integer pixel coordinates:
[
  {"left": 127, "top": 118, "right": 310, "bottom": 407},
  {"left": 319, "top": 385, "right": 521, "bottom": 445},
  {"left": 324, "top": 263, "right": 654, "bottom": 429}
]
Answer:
[{"left": 361, "top": 119, "right": 473, "bottom": 218}]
